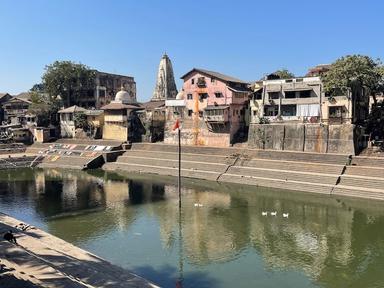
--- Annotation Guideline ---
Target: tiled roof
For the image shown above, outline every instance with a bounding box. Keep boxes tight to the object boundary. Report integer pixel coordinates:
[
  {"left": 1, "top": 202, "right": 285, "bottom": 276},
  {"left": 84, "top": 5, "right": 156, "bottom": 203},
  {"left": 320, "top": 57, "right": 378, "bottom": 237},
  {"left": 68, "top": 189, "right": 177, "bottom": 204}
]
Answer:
[
  {"left": 100, "top": 102, "right": 143, "bottom": 110},
  {"left": 58, "top": 105, "right": 87, "bottom": 113},
  {"left": 139, "top": 100, "right": 165, "bottom": 110},
  {"left": 180, "top": 68, "right": 248, "bottom": 84}
]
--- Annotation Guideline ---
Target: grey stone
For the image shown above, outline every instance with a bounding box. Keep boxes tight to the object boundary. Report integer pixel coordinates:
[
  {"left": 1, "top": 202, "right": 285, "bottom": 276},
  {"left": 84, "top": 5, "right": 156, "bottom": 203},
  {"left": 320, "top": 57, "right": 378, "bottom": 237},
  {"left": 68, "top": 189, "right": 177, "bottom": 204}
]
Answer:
[
  {"left": 152, "top": 54, "right": 178, "bottom": 101},
  {"left": 304, "top": 124, "right": 328, "bottom": 153}
]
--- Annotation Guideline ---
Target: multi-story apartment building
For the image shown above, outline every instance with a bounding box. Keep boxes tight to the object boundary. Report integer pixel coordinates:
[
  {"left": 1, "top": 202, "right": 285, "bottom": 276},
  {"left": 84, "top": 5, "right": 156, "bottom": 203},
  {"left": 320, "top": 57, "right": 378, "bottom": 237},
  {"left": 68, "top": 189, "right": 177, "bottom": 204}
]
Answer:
[
  {"left": 92, "top": 71, "right": 136, "bottom": 109},
  {"left": 165, "top": 68, "right": 250, "bottom": 147},
  {"left": 250, "top": 74, "right": 369, "bottom": 125}
]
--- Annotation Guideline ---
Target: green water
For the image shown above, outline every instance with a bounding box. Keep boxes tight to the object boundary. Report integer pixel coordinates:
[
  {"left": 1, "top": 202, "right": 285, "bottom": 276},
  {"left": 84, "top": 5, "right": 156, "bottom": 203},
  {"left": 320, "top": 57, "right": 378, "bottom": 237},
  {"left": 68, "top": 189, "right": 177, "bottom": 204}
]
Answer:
[{"left": 1, "top": 168, "right": 384, "bottom": 288}]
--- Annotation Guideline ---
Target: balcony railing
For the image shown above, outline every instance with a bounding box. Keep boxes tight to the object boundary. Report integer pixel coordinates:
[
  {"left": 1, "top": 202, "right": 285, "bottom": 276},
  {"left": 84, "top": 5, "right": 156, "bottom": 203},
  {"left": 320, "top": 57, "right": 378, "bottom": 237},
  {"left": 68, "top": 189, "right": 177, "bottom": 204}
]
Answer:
[{"left": 203, "top": 115, "right": 227, "bottom": 122}]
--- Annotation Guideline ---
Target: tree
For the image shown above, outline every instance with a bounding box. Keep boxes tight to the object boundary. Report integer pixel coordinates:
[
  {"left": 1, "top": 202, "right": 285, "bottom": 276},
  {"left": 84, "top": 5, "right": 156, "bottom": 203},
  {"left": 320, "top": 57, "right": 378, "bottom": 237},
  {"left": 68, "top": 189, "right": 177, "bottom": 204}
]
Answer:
[
  {"left": 28, "top": 89, "right": 61, "bottom": 127},
  {"left": 322, "top": 55, "right": 384, "bottom": 103},
  {"left": 366, "top": 101, "right": 384, "bottom": 140},
  {"left": 73, "top": 112, "right": 88, "bottom": 129},
  {"left": 273, "top": 69, "right": 295, "bottom": 79},
  {"left": 42, "top": 61, "right": 96, "bottom": 107}
]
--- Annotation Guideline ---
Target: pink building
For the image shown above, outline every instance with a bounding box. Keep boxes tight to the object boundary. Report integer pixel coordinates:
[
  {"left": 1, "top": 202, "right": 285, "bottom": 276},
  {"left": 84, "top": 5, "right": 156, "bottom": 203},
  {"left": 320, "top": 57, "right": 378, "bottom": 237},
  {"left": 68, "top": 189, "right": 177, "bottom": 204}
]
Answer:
[{"left": 165, "top": 68, "right": 250, "bottom": 147}]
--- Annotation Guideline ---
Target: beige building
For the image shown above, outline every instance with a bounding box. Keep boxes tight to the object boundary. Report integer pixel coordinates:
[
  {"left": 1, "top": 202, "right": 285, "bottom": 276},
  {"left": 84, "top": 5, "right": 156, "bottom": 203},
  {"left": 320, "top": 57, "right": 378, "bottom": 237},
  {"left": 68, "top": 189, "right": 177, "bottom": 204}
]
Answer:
[
  {"left": 250, "top": 75, "right": 369, "bottom": 125},
  {"left": 101, "top": 87, "right": 143, "bottom": 142},
  {"left": 58, "top": 105, "right": 87, "bottom": 138}
]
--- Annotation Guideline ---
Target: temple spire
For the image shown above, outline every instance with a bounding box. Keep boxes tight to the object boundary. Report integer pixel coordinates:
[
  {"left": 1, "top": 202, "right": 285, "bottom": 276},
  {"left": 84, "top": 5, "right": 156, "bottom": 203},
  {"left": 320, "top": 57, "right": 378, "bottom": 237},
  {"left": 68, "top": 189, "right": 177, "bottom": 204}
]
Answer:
[{"left": 152, "top": 53, "right": 178, "bottom": 101}]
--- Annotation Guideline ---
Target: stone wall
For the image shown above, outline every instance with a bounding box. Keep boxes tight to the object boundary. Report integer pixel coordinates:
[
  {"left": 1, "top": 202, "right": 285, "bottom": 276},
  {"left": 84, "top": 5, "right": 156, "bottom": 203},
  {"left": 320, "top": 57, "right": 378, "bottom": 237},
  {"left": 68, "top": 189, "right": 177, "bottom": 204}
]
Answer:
[
  {"left": 103, "top": 124, "right": 128, "bottom": 142},
  {"left": 248, "top": 123, "right": 361, "bottom": 155}
]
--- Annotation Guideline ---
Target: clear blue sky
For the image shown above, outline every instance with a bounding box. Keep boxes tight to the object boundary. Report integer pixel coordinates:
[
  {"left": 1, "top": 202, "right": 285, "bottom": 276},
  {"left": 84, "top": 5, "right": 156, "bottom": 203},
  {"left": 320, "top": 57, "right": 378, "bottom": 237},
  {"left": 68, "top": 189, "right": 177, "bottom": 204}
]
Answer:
[{"left": 1, "top": 0, "right": 383, "bottom": 101}]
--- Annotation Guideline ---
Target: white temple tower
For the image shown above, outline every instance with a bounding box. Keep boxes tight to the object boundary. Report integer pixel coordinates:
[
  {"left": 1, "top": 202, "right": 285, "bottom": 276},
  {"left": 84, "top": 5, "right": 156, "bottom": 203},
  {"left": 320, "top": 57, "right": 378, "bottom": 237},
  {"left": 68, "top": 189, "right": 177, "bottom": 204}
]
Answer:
[{"left": 152, "top": 53, "right": 178, "bottom": 101}]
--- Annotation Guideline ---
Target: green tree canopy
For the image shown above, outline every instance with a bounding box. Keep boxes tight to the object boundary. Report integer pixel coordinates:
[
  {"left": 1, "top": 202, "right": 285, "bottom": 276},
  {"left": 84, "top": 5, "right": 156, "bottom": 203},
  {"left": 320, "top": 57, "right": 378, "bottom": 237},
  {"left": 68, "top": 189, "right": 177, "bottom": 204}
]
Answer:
[
  {"left": 28, "top": 89, "right": 61, "bottom": 127},
  {"left": 322, "top": 55, "right": 384, "bottom": 101},
  {"left": 273, "top": 69, "right": 295, "bottom": 79},
  {"left": 42, "top": 61, "right": 96, "bottom": 107}
]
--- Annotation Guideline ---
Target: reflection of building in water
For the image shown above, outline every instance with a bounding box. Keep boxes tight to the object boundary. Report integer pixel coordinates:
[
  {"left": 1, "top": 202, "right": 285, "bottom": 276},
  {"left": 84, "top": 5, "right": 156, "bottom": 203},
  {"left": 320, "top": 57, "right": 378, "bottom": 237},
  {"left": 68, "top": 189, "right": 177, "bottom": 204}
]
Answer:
[
  {"left": 33, "top": 169, "right": 106, "bottom": 217},
  {"left": 150, "top": 185, "right": 245, "bottom": 265},
  {"left": 245, "top": 195, "right": 355, "bottom": 279},
  {"left": 147, "top": 182, "right": 359, "bottom": 278}
]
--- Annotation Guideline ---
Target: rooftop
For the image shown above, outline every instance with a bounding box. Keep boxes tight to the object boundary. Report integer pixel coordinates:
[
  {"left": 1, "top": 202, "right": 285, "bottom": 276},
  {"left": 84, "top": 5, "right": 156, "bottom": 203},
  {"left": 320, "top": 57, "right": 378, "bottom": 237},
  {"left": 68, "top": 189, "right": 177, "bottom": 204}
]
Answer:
[
  {"left": 180, "top": 68, "right": 248, "bottom": 84},
  {"left": 58, "top": 105, "right": 87, "bottom": 113},
  {"left": 100, "top": 102, "right": 143, "bottom": 110}
]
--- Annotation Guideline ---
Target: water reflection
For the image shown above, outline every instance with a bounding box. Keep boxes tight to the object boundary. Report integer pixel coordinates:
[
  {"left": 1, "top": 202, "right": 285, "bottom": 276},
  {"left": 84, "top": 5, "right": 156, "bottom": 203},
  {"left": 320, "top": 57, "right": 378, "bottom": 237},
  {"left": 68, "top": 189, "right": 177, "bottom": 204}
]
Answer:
[{"left": 1, "top": 169, "right": 384, "bottom": 287}]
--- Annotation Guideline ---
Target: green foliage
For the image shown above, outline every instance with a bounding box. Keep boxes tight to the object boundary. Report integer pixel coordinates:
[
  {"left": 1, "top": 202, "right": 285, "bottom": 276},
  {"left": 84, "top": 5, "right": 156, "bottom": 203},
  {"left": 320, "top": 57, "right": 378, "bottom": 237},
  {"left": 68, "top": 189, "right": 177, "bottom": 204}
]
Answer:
[
  {"left": 273, "top": 69, "right": 295, "bottom": 79},
  {"left": 73, "top": 112, "right": 88, "bottom": 129},
  {"left": 258, "top": 117, "right": 270, "bottom": 124},
  {"left": 366, "top": 101, "right": 384, "bottom": 140},
  {"left": 28, "top": 89, "right": 61, "bottom": 127},
  {"left": 42, "top": 61, "right": 96, "bottom": 107},
  {"left": 322, "top": 55, "right": 384, "bottom": 97}
]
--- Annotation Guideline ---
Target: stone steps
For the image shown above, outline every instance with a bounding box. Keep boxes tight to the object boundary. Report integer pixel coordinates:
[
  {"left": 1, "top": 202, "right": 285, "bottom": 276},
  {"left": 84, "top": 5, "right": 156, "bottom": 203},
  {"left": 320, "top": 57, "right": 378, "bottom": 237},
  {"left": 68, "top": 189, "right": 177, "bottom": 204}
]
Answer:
[
  {"left": 333, "top": 186, "right": 384, "bottom": 201},
  {"left": 131, "top": 143, "right": 349, "bottom": 165},
  {"left": 120, "top": 150, "right": 235, "bottom": 165},
  {"left": 339, "top": 175, "right": 384, "bottom": 190},
  {"left": 351, "top": 156, "right": 384, "bottom": 167},
  {"left": 105, "top": 162, "right": 221, "bottom": 181},
  {"left": 239, "top": 159, "right": 344, "bottom": 175},
  {"left": 227, "top": 166, "right": 338, "bottom": 185},
  {"left": 118, "top": 155, "right": 228, "bottom": 173},
  {"left": 219, "top": 173, "right": 334, "bottom": 195},
  {"left": 344, "top": 166, "right": 384, "bottom": 178}
]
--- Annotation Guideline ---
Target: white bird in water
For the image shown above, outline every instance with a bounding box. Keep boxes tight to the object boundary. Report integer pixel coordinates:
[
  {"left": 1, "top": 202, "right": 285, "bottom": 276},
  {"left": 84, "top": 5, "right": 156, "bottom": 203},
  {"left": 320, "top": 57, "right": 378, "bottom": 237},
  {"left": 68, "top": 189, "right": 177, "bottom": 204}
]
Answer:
[
  {"left": 262, "top": 211, "right": 268, "bottom": 216},
  {"left": 270, "top": 211, "right": 277, "bottom": 216},
  {"left": 283, "top": 213, "right": 289, "bottom": 218}
]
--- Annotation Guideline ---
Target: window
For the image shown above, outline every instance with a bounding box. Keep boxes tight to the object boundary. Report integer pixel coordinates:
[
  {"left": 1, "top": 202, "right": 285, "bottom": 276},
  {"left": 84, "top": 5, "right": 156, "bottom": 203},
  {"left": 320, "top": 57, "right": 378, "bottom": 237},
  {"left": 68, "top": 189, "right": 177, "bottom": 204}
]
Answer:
[
  {"left": 187, "top": 94, "right": 193, "bottom": 100},
  {"left": 199, "top": 93, "right": 208, "bottom": 101},
  {"left": 299, "top": 90, "right": 311, "bottom": 98},
  {"left": 211, "top": 78, "right": 215, "bottom": 83},
  {"left": 191, "top": 79, "right": 195, "bottom": 85},
  {"left": 285, "top": 91, "right": 296, "bottom": 99},
  {"left": 264, "top": 105, "right": 279, "bottom": 116},
  {"left": 296, "top": 78, "right": 303, "bottom": 82},
  {"left": 215, "top": 92, "right": 223, "bottom": 98},
  {"left": 99, "top": 89, "right": 106, "bottom": 97},
  {"left": 254, "top": 92, "right": 262, "bottom": 100},
  {"left": 188, "top": 110, "right": 193, "bottom": 117},
  {"left": 329, "top": 106, "right": 344, "bottom": 118},
  {"left": 253, "top": 110, "right": 257, "bottom": 116},
  {"left": 268, "top": 92, "right": 280, "bottom": 99},
  {"left": 233, "top": 110, "right": 236, "bottom": 116},
  {"left": 285, "top": 79, "right": 293, "bottom": 83},
  {"left": 199, "top": 111, "right": 203, "bottom": 117},
  {"left": 281, "top": 105, "right": 297, "bottom": 116}
]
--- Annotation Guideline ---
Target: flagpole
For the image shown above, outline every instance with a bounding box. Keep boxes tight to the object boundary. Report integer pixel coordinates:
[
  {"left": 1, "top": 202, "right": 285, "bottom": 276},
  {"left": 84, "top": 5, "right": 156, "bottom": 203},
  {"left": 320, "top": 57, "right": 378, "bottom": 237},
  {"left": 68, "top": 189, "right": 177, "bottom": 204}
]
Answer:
[{"left": 178, "top": 126, "right": 181, "bottom": 209}]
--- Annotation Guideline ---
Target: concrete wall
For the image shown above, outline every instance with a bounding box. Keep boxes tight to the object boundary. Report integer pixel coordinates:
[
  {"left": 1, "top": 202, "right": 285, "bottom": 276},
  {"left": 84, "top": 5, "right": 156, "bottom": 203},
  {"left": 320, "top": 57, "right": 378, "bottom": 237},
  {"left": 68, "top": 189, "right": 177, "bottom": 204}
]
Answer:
[
  {"left": 328, "top": 124, "right": 355, "bottom": 154},
  {"left": 284, "top": 124, "right": 304, "bottom": 151},
  {"left": 248, "top": 123, "right": 359, "bottom": 155},
  {"left": 103, "top": 124, "right": 128, "bottom": 142},
  {"left": 304, "top": 124, "right": 328, "bottom": 153}
]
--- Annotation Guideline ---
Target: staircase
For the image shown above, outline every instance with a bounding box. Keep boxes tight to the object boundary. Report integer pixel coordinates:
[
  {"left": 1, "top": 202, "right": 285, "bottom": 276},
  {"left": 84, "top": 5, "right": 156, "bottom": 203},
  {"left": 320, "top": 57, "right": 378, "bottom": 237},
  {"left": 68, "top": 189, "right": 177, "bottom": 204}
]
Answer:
[{"left": 104, "top": 143, "right": 350, "bottom": 195}]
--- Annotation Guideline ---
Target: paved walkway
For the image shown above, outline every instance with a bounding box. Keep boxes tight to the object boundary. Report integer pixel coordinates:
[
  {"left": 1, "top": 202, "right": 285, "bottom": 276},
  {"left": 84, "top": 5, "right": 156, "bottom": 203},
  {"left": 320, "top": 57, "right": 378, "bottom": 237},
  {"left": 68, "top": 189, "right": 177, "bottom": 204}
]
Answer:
[{"left": 0, "top": 213, "right": 159, "bottom": 288}]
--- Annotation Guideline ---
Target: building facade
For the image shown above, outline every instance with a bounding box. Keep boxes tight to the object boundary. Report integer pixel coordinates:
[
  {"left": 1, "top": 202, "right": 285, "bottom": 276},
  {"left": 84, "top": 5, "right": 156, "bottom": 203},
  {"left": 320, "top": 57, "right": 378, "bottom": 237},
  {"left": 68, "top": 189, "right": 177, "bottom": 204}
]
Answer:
[
  {"left": 165, "top": 68, "right": 250, "bottom": 147},
  {"left": 93, "top": 71, "right": 136, "bottom": 108},
  {"left": 101, "top": 87, "right": 143, "bottom": 142}
]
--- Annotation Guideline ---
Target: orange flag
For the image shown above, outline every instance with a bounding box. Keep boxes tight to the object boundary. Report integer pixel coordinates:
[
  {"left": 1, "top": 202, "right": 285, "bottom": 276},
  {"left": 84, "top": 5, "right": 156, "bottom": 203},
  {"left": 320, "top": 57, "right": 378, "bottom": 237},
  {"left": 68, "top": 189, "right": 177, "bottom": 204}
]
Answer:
[{"left": 173, "top": 119, "right": 180, "bottom": 131}]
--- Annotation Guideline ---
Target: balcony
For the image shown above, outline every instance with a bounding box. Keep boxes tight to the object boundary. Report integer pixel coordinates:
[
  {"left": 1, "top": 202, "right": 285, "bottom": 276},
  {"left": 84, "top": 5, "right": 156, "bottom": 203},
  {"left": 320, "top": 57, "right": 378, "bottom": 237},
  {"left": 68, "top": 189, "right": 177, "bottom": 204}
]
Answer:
[
  {"left": 204, "top": 114, "right": 227, "bottom": 122},
  {"left": 196, "top": 77, "right": 207, "bottom": 88}
]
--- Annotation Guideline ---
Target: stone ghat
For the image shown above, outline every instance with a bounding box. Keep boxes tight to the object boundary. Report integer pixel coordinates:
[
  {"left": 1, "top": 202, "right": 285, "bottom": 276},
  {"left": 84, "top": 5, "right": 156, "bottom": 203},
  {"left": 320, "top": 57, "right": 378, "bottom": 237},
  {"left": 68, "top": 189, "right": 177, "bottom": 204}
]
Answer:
[
  {"left": 104, "top": 143, "right": 384, "bottom": 201},
  {"left": 0, "top": 213, "right": 159, "bottom": 288},
  {"left": 26, "top": 140, "right": 123, "bottom": 170},
  {"left": 0, "top": 154, "right": 43, "bottom": 169}
]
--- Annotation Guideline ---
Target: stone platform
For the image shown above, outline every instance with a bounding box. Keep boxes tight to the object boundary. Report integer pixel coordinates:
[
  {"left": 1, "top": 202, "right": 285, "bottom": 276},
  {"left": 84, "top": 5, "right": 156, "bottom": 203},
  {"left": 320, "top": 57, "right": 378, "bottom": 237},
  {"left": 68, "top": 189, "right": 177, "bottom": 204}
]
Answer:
[
  {"left": 0, "top": 213, "right": 158, "bottom": 288},
  {"left": 104, "top": 143, "right": 384, "bottom": 201}
]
